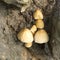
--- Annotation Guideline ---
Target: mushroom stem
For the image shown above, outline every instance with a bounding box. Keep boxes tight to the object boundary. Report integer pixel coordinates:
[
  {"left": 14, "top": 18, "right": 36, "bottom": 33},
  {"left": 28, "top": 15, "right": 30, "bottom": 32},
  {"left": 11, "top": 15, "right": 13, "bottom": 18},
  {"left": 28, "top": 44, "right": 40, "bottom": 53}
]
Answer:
[
  {"left": 30, "top": 25, "right": 37, "bottom": 34},
  {"left": 25, "top": 42, "right": 32, "bottom": 48}
]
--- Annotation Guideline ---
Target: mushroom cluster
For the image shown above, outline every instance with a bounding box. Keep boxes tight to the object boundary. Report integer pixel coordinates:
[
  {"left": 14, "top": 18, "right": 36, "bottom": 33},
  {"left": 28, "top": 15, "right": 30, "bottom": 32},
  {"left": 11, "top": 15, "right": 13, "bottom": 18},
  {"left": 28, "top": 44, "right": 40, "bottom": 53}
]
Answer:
[
  {"left": 17, "top": 26, "right": 37, "bottom": 48},
  {"left": 17, "top": 9, "right": 49, "bottom": 48},
  {"left": 33, "top": 9, "right": 49, "bottom": 44}
]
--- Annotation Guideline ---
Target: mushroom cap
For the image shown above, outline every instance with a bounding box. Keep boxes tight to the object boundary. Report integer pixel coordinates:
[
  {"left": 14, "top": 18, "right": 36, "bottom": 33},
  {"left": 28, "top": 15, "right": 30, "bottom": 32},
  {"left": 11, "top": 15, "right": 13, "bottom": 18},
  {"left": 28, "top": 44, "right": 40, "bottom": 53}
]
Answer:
[
  {"left": 34, "top": 30, "right": 49, "bottom": 44},
  {"left": 35, "top": 20, "right": 44, "bottom": 29},
  {"left": 17, "top": 28, "right": 33, "bottom": 43},
  {"left": 30, "top": 25, "right": 37, "bottom": 34},
  {"left": 33, "top": 9, "right": 43, "bottom": 20}
]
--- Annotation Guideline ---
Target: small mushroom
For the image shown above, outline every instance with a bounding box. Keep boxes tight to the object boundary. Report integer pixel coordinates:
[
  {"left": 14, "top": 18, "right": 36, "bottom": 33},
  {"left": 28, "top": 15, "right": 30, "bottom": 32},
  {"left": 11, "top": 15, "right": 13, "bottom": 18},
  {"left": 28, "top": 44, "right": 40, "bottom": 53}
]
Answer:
[
  {"left": 33, "top": 9, "right": 43, "bottom": 20},
  {"left": 17, "top": 28, "right": 33, "bottom": 48},
  {"left": 34, "top": 29, "right": 49, "bottom": 44},
  {"left": 35, "top": 19, "right": 44, "bottom": 29},
  {"left": 30, "top": 25, "right": 37, "bottom": 34},
  {"left": 25, "top": 42, "right": 32, "bottom": 48}
]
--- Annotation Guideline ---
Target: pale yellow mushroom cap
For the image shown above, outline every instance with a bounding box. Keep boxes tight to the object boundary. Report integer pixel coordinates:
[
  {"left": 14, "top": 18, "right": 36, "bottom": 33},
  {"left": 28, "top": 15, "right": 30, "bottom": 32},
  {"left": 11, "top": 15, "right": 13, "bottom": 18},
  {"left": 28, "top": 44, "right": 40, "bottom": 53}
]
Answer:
[
  {"left": 30, "top": 25, "right": 37, "bottom": 34},
  {"left": 33, "top": 9, "right": 43, "bottom": 20},
  {"left": 17, "top": 28, "right": 33, "bottom": 43},
  {"left": 34, "top": 29, "right": 49, "bottom": 44},
  {"left": 35, "top": 19, "right": 44, "bottom": 29}
]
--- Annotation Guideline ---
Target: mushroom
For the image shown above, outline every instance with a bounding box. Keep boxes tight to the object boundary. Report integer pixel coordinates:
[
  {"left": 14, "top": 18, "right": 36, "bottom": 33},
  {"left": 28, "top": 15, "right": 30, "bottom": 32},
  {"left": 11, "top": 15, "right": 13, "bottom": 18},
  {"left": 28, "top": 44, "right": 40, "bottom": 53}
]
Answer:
[
  {"left": 33, "top": 9, "right": 43, "bottom": 20},
  {"left": 17, "top": 28, "right": 33, "bottom": 48},
  {"left": 30, "top": 25, "right": 37, "bottom": 34},
  {"left": 34, "top": 29, "right": 49, "bottom": 44},
  {"left": 25, "top": 42, "right": 32, "bottom": 48},
  {"left": 35, "top": 19, "right": 44, "bottom": 29}
]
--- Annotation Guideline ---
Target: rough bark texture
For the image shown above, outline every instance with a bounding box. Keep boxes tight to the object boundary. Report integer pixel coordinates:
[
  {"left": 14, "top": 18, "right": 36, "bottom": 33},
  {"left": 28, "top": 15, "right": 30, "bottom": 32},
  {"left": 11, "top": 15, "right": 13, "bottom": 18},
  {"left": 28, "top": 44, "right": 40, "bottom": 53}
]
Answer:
[{"left": 0, "top": 0, "right": 60, "bottom": 60}]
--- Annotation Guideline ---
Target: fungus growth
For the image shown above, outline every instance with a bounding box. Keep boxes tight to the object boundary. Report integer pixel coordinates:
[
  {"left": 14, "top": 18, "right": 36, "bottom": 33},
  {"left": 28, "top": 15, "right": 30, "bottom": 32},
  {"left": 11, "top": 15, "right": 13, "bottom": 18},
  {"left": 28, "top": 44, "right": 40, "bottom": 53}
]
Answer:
[{"left": 17, "top": 9, "right": 49, "bottom": 48}]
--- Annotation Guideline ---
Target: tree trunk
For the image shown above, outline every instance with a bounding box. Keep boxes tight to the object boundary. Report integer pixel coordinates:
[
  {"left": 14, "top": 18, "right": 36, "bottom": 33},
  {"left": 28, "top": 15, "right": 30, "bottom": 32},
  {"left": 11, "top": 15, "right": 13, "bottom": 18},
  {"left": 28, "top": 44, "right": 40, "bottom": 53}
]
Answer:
[{"left": 0, "top": 0, "right": 60, "bottom": 60}]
